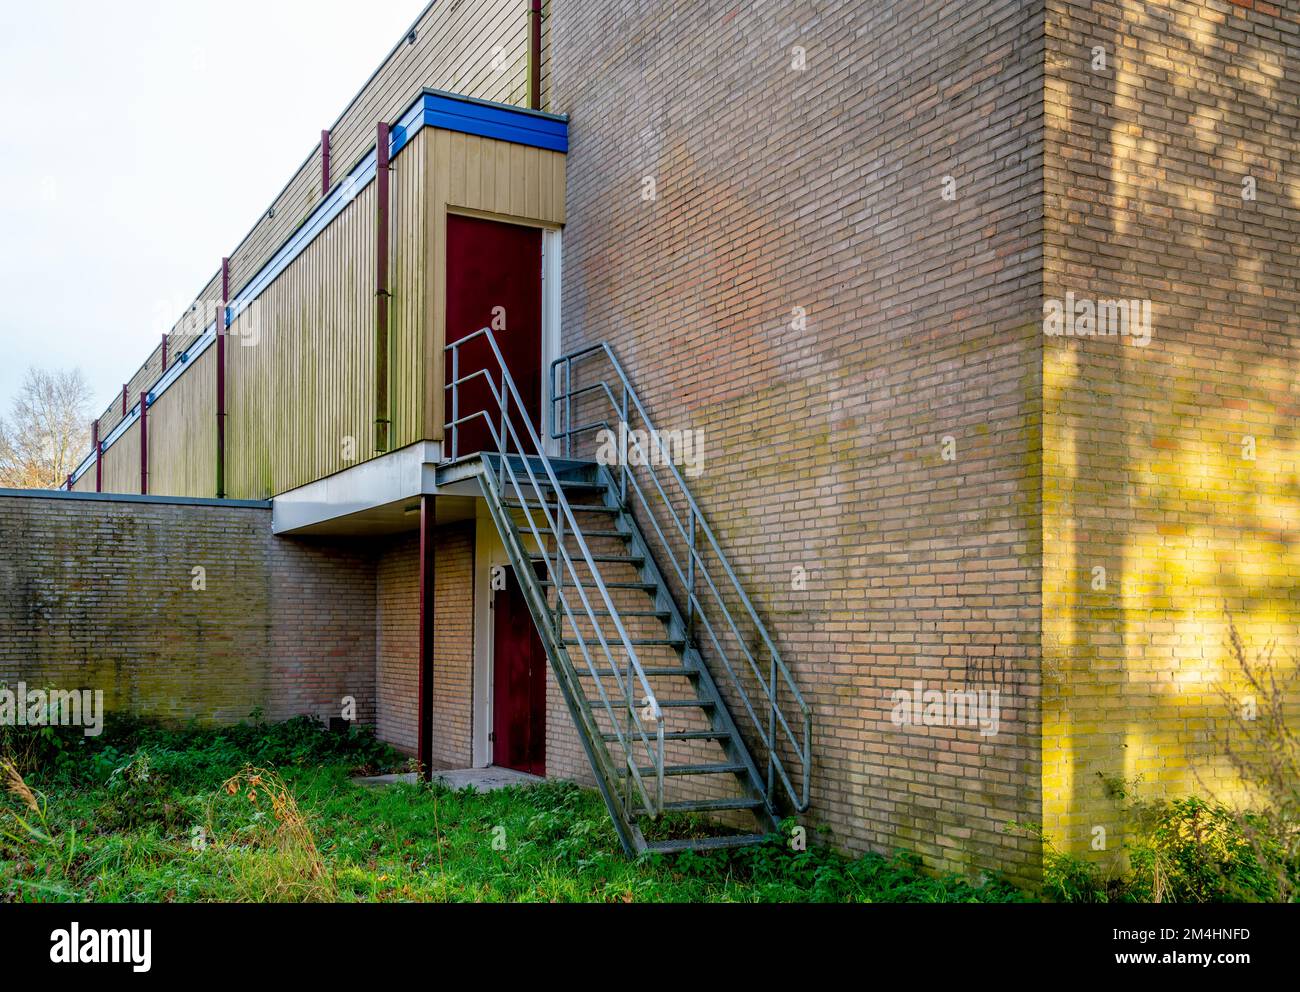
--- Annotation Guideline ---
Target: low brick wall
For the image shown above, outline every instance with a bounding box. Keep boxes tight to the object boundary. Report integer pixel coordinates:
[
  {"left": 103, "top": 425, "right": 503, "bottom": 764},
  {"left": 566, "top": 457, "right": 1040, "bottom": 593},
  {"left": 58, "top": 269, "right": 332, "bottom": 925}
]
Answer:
[{"left": 0, "top": 490, "right": 376, "bottom": 728}]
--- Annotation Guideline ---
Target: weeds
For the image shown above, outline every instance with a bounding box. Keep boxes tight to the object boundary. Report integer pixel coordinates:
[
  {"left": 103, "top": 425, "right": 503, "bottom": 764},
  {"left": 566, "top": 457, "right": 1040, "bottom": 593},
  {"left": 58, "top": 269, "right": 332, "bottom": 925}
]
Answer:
[
  {"left": 205, "top": 766, "right": 335, "bottom": 902},
  {"left": 0, "top": 718, "right": 1031, "bottom": 903},
  {"left": 1, "top": 759, "right": 81, "bottom": 899},
  {"left": 1212, "top": 618, "right": 1300, "bottom": 901}
]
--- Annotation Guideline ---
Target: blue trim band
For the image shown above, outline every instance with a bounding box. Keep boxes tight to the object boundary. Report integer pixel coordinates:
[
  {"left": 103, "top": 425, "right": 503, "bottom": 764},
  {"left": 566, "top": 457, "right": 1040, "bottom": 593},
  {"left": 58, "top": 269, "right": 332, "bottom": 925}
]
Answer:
[
  {"left": 70, "top": 90, "right": 567, "bottom": 489},
  {"left": 422, "top": 90, "right": 568, "bottom": 153}
]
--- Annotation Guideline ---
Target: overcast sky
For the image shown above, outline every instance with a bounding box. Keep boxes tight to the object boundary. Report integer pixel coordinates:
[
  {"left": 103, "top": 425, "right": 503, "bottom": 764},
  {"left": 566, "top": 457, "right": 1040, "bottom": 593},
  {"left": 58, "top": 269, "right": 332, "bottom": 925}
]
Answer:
[{"left": 0, "top": 0, "right": 425, "bottom": 418}]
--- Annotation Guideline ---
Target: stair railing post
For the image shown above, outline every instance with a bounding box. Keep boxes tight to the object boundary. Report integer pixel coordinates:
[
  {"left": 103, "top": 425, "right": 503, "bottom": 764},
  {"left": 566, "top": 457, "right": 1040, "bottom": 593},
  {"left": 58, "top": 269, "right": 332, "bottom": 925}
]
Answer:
[
  {"left": 450, "top": 344, "right": 460, "bottom": 461},
  {"left": 657, "top": 716, "right": 665, "bottom": 814},
  {"left": 686, "top": 510, "right": 696, "bottom": 641},
  {"left": 553, "top": 487, "right": 565, "bottom": 637},
  {"left": 768, "top": 655, "right": 778, "bottom": 796},
  {"left": 619, "top": 385, "right": 629, "bottom": 507},
  {"left": 499, "top": 368, "right": 508, "bottom": 463},
  {"left": 551, "top": 353, "right": 566, "bottom": 639},
  {"left": 624, "top": 651, "right": 634, "bottom": 812},
  {"left": 564, "top": 359, "right": 573, "bottom": 459}
]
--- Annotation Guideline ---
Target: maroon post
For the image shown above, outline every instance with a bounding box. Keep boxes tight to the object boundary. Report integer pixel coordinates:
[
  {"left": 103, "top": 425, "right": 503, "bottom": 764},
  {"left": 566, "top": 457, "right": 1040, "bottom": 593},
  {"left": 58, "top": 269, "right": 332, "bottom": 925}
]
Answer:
[
  {"left": 121, "top": 385, "right": 128, "bottom": 416},
  {"left": 93, "top": 419, "right": 102, "bottom": 492},
  {"left": 529, "top": 0, "right": 542, "bottom": 110},
  {"left": 65, "top": 474, "right": 72, "bottom": 491},
  {"left": 161, "top": 333, "right": 168, "bottom": 373},
  {"left": 139, "top": 392, "right": 148, "bottom": 495},
  {"left": 216, "top": 257, "right": 229, "bottom": 498},
  {"left": 321, "top": 129, "right": 331, "bottom": 195},
  {"left": 416, "top": 495, "right": 435, "bottom": 781},
  {"left": 374, "top": 122, "right": 391, "bottom": 453}
]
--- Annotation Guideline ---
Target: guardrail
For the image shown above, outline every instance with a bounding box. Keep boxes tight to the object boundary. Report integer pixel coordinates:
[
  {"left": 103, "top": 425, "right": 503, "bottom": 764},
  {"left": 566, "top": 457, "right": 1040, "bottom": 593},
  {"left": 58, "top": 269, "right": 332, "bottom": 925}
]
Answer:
[{"left": 551, "top": 342, "right": 811, "bottom": 811}]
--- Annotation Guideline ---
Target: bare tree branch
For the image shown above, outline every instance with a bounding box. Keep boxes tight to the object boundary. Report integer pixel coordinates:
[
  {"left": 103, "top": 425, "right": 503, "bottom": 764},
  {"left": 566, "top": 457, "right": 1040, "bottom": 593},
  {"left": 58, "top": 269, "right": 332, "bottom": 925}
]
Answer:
[{"left": 0, "top": 367, "right": 92, "bottom": 489}]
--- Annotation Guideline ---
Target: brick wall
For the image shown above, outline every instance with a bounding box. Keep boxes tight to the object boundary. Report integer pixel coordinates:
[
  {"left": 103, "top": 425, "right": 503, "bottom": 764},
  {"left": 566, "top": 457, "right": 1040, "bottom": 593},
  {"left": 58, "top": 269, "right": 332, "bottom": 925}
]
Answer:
[
  {"left": 431, "top": 524, "right": 476, "bottom": 768},
  {"left": 374, "top": 524, "right": 475, "bottom": 763},
  {"left": 269, "top": 536, "right": 377, "bottom": 725},
  {"left": 376, "top": 534, "right": 419, "bottom": 751},
  {"left": 552, "top": 0, "right": 1046, "bottom": 879},
  {"left": 0, "top": 491, "right": 376, "bottom": 726},
  {"left": 1042, "top": 0, "right": 1300, "bottom": 857},
  {"left": 0, "top": 491, "right": 483, "bottom": 763}
]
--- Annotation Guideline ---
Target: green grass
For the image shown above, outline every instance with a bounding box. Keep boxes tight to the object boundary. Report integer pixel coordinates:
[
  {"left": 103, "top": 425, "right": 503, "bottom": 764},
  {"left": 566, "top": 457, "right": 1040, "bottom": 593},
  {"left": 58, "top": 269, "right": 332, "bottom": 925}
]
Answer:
[{"left": 0, "top": 718, "right": 1030, "bottom": 903}]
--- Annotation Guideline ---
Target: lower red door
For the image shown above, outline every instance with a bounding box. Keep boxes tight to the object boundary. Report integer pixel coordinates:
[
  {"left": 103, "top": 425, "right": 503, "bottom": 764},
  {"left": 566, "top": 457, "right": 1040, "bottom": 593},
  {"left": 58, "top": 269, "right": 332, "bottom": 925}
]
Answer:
[{"left": 492, "top": 565, "right": 546, "bottom": 776}]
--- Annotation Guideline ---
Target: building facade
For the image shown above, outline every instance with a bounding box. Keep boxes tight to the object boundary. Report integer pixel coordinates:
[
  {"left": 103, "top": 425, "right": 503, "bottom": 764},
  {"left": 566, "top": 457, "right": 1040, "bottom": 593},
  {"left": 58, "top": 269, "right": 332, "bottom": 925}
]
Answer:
[{"left": 2, "top": 0, "right": 1296, "bottom": 879}]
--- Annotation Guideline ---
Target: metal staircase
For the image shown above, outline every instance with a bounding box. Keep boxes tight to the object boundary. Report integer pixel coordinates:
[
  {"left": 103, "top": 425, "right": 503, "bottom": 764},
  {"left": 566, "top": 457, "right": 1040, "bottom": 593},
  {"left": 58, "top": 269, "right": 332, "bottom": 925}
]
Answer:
[{"left": 443, "top": 328, "right": 810, "bottom": 855}]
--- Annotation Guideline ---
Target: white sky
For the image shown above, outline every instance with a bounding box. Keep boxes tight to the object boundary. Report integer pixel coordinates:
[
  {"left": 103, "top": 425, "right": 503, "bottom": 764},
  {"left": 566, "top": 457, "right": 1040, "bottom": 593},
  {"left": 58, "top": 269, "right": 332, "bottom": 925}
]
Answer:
[{"left": 0, "top": 0, "right": 427, "bottom": 418}]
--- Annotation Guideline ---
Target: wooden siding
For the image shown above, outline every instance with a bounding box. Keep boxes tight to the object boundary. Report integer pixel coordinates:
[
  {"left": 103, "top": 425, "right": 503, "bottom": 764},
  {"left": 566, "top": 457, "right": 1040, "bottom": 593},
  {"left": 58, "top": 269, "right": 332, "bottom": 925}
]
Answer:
[
  {"left": 147, "top": 348, "right": 217, "bottom": 498},
  {"left": 88, "top": 125, "right": 562, "bottom": 499},
  {"left": 87, "top": 0, "right": 539, "bottom": 462},
  {"left": 424, "top": 129, "right": 566, "bottom": 438},
  {"left": 226, "top": 0, "right": 533, "bottom": 296},
  {"left": 91, "top": 273, "right": 219, "bottom": 440},
  {"left": 540, "top": 0, "right": 553, "bottom": 109},
  {"left": 99, "top": 421, "right": 141, "bottom": 495},
  {"left": 221, "top": 131, "right": 425, "bottom": 499}
]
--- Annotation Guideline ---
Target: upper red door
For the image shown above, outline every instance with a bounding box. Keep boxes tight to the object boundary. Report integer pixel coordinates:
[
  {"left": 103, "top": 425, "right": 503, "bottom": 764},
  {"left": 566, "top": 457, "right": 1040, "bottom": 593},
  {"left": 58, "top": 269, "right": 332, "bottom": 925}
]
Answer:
[
  {"left": 444, "top": 215, "right": 543, "bottom": 457},
  {"left": 492, "top": 564, "right": 547, "bottom": 776}
]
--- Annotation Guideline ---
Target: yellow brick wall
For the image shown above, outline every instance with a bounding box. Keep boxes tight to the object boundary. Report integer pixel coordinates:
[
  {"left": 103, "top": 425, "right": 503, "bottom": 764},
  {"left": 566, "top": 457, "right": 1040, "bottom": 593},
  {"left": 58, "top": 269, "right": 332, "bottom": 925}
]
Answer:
[
  {"left": 554, "top": 0, "right": 1047, "bottom": 880},
  {"left": 1042, "top": 0, "right": 1300, "bottom": 859}
]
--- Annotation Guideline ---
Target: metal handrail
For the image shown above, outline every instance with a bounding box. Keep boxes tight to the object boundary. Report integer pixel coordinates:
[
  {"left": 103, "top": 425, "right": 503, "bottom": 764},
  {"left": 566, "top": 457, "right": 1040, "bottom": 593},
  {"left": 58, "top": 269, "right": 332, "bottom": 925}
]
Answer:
[
  {"left": 444, "top": 328, "right": 665, "bottom": 818},
  {"left": 550, "top": 342, "right": 812, "bottom": 811}
]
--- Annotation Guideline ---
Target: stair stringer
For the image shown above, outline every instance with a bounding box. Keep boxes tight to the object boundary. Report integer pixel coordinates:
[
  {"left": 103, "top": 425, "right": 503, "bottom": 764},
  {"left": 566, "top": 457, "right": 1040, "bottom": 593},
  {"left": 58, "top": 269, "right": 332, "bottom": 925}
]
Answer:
[
  {"left": 475, "top": 466, "right": 649, "bottom": 856},
  {"left": 593, "top": 465, "right": 781, "bottom": 834}
]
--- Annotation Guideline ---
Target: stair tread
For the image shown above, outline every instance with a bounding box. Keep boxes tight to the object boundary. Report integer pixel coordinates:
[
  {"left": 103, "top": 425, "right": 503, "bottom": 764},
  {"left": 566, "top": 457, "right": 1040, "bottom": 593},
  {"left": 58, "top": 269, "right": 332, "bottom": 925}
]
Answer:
[
  {"left": 505, "top": 481, "right": 603, "bottom": 492},
  {"left": 542, "top": 580, "right": 657, "bottom": 590},
  {"left": 644, "top": 833, "right": 772, "bottom": 854},
  {"left": 656, "top": 698, "right": 716, "bottom": 708},
  {"left": 601, "top": 729, "right": 730, "bottom": 742},
  {"left": 532, "top": 552, "right": 644, "bottom": 564},
  {"left": 642, "top": 798, "right": 765, "bottom": 814},
  {"left": 561, "top": 637, "right": 685, "bottom": 647},
  {"left": 620, "top": 763, "right": 747, "bottom": 777},
  {"left": 572, "top": 665, "right": 694, "bottom": 678},
  {"left": 504, "top": 501, "right": 618, "bottom": 514}
]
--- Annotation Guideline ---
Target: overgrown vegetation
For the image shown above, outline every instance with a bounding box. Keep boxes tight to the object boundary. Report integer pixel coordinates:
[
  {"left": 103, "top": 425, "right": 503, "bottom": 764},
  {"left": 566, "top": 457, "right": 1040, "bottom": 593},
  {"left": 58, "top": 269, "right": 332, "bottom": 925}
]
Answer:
[
  {"left": 1021, "top": 795, "right": 1296, "bottom": 904},
  {"left": 0, "top": 716, "right": 1027, "bottom": 903},
  {"left": 1214, "top": 619, "right": 1300, "bottom": 901},
  {"left": 1026, "top": 620, "right": 1300, "bottom": 904},
  {"left": 5, "top": 702, "right": 1291, "bottom": 903}
]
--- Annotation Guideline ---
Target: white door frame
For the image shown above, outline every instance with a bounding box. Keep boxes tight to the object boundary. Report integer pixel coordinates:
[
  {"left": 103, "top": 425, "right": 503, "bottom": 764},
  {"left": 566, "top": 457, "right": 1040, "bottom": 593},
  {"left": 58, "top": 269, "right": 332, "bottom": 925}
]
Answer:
[
  {"left": 540, "top": 226, "right": 562, "bottom": 458},
  {"left": 472, "top": 510, "right": 506, "bottom": 768},
  {"left": 470, "top": 223, "right": 561, "bottom": 769}
]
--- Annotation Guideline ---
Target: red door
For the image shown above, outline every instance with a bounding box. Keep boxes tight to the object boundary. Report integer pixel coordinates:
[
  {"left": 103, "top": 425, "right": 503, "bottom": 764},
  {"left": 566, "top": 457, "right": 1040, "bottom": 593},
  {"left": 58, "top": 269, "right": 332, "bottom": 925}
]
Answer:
[
  {"left": 445, "top": 215, "right": 543, "bottom": 457},
  {"left": 492, "top": 565, "right": 547, "bottom": 776}
]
